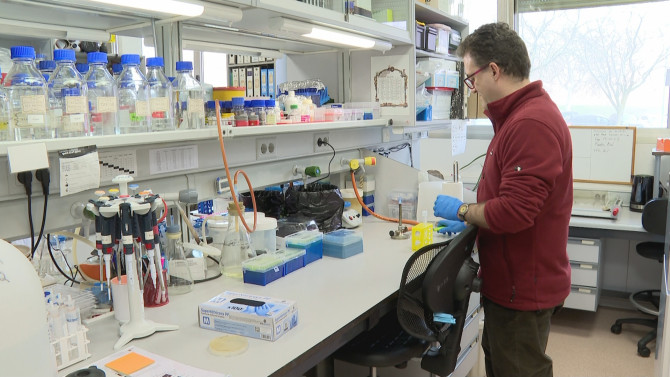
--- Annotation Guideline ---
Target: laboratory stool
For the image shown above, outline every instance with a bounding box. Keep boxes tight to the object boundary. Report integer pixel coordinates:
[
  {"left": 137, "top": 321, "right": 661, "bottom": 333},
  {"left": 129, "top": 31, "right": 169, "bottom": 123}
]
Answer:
[{"left": 611, "top": 198, "right": 666, "bottom": 357}]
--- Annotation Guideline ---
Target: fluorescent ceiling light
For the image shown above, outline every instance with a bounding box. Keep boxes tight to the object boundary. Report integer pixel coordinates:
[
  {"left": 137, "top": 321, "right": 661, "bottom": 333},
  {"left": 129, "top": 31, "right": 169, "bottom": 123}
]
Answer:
[
  {"left": 272, "top": 17, "right": 391, "bottom": 51},
  {"left": 89, "top": 0, "right": 204, "bottom": 17}
]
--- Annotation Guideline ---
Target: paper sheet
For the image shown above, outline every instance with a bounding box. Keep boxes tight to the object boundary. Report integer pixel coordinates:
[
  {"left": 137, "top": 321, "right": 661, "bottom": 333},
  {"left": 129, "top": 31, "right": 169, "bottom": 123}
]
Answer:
[
  {"left": 58, "top": 145, "right": 100, "bottom": 196},
  {"left": 451, "top": 121, "right": 467, "bottom": 156},
  {"left": 91, "top": 346, "right": 230, "bottom": 377}
]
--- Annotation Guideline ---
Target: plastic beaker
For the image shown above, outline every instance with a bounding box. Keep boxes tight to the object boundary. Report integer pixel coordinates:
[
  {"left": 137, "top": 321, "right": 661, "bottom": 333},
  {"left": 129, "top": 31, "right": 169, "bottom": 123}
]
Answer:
[{"left": 166, "top": 225, "right": 194, "bottom": 294}]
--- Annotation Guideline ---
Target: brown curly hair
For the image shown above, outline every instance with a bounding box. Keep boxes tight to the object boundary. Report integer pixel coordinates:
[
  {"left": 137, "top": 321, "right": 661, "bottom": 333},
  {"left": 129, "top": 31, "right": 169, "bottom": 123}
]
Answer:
[{"left": 456, "top": 22, "right": 531, "bottom": 80}]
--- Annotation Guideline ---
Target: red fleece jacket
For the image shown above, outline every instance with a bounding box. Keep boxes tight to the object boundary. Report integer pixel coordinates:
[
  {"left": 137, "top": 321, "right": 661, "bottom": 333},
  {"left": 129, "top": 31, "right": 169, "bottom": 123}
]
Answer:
[{"left": 477, "top": 81, "right": 573, "bottom": 311}]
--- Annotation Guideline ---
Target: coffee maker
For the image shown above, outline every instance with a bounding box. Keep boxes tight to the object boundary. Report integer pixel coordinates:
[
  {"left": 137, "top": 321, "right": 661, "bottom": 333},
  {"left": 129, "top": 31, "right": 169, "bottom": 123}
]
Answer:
[{"left": 630, "top": 175, "right": 654, "bottom": 212}]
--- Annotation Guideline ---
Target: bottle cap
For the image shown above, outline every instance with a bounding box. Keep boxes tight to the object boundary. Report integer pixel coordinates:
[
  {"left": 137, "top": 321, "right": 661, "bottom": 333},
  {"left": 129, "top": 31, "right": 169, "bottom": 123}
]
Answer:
[
  {"left": 244, "top": 100, "right": 252, "bottom": 108},
  {"left": 290, "top": 104, "right": 298, "bottom": 109},
  {"left": 251, "top": 99, "right": 265, "bottom": 107},
  {"left": 87, "top": 52, "right": 108, "bottom": 64},
  {"left": 54, "top": 49, "right": 75, "bottom": 62},
  {"left": 146, "top": 57, "right": 164, "bottom": 67},
  {"left": 206, "top": 100, "right": 217, "bottom": 109},
  {"left": 120, "top": 54, "right": 140, "bottom": 65},
  {"left": 61, "top": 87, "right": 81, "bottom": 97},
  {"left": 112, "top": 63, "right": 123, "bottom": 73},
  {"left": 36, "top": 53, "right": 46, "bottom": 60},
  {"left": 232, "top": 97, "right": 244, "bottom": 106},
  {"left": 75, "top": 63, "right": 89, "bottom": 74},
  {"left": 10, "top": 46, "right": 35, "bottom": 59},
  {"left": 175, "top": 61, "right": 193, "bottom": 71},
  {"left": 38, "top": 60, "right": 56, "bottom": 71},
  {"left": 228, "top": 202, "right": 244, "bottom": 215},
  {"left": 223, "top": 100, "right": 232, "bottom": 109},
  {"left": 265, "top": 99, "right": 276, "bottom": 108},
  {"left": 167, "top": 76, "right": 176, "bottom": 82}
]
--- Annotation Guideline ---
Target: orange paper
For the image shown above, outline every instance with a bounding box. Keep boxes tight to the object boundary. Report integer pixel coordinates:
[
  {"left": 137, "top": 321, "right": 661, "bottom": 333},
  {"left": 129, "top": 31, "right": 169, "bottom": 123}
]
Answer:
[{"left": 105, "top": 351, "right": 155, "bottom": 375}]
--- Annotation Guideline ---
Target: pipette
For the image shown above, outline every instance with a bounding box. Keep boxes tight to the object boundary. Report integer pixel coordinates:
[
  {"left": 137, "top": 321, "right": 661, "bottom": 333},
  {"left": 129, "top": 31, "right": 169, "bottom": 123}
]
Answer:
[
  {"left": 151, "top": 203, "right": 168, "bottom": 303},
  {"left": 138, "top": 197, "right": 158, "bottom": 290},
  {"left": 87, "top": 201, "right": 104, "bottom": 290},
  {"left": 98, "top": 204, "right": 119, "bottom": 300}
]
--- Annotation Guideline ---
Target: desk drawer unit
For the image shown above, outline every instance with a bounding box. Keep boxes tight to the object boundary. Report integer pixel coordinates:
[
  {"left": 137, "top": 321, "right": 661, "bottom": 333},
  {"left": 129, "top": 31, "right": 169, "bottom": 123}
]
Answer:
[{"left": 564, "top": 238, "right": 602, "bottom": 311}]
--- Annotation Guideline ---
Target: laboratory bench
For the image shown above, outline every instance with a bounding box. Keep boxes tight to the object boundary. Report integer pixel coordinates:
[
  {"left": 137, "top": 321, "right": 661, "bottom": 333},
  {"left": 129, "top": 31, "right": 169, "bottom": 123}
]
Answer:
[{"left": 59, "top": 220, "right": 459, "bottom": 377}]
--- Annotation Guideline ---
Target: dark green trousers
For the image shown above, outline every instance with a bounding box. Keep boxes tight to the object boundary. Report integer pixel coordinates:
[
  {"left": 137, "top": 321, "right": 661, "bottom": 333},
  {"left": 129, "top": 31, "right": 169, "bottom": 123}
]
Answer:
[{"left": 482, "top": 297, "right": 559, "bottom": 377}]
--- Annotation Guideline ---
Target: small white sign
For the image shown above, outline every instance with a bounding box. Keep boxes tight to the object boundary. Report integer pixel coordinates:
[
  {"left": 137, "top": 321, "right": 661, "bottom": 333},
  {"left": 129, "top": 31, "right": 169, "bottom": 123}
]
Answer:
[
  {"left": 58, "top": 146, "right": 100, "bottom": 197},
  {"left": 150, "top": 145, "right": 198, "bottom": 175},
  {"left": 7, "top": 143, "right": 49, "bottom": 173},
  {"left": 451, "top": 121, "right": 467, "bottom": 156}
]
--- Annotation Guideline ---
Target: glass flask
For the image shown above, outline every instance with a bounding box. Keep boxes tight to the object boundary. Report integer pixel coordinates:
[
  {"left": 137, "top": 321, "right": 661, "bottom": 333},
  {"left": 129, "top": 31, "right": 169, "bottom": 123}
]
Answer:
[
  {"left": 165, "top": 225, "right": 193, "bottom": 294},
  {"left": 220, "top": 203, "right": 251, "bottom": 278}
]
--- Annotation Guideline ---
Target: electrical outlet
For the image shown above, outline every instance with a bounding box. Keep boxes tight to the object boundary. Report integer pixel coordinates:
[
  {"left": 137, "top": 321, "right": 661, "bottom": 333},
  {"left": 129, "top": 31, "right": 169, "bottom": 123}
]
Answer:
[
  {"left": 314, "top": 132, "right": 330, "bottom": 153},
  {"left": 256, "top": 137, "right": 277, "bottom": 160}
]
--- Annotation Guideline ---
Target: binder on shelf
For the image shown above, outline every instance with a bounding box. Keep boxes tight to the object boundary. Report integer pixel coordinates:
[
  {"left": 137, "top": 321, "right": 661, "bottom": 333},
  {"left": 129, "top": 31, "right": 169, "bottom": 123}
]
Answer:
[
  {"left": 246, "top": 68, "right": 253, "bottom": 97},
  {"left": 231, "top": 68, "right": 239, "bottom": 87},
  {"left": 268, "top": 68, "right": 275, "bottom": 98},
  {"left": 261, "top": 68, "right": 268, "bottom": 97},
  {"left": 253, "top": 67, "right": 261, "bottom": 97}
]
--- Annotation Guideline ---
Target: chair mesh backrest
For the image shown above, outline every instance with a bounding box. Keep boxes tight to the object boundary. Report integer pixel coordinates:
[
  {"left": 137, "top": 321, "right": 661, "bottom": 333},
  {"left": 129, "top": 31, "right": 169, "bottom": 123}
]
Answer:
[{"left": 396, "top": 239, "right": 452, "bottom": 341}]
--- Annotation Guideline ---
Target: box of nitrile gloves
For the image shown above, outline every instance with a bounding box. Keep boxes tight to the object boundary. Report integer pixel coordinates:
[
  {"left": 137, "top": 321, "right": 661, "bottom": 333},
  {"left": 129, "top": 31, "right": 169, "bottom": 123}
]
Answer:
[{"left": 198, "top": 291, "right": 299, "bottom": 341}]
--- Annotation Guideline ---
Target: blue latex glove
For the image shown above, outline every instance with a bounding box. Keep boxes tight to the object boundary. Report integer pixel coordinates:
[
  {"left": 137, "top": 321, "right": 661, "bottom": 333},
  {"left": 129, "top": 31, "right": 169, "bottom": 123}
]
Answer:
[
  {"left": 433, "top": 195, "right": 464, "bottom": 221},
  {"left": 436, "top": 219, "right": 466, "bottom": 235}
]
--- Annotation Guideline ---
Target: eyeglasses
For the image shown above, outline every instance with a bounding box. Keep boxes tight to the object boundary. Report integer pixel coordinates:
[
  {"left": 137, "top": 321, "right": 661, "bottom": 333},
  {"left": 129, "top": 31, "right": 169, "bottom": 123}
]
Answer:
[{"left": 463, "top": 65, "right": 488, "bottom": 90}]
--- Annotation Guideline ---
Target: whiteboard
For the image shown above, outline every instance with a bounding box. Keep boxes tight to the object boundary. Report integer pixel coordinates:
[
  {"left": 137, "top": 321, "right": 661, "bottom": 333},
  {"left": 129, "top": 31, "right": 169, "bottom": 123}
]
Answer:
[{"left": 569, "top": 126, "right": 636, "bottom": 184}]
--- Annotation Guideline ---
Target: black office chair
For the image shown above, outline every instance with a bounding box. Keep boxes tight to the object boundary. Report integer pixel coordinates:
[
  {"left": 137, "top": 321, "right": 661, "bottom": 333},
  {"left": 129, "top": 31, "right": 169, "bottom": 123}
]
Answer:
[
  {"left": 335, "top": 225, "right": 480, "bottom": 376},
  {"left": 611, "top": 198, "right": 667, "bottom": 357}
]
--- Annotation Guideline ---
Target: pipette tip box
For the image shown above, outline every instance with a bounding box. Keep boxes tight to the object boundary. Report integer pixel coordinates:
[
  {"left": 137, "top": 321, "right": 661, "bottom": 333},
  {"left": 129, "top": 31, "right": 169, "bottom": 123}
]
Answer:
[
  {"left": 242, "top": 254, "right": 284, "bottom": 286},
  {"left": 276, "top": 247, "right": 306, "bottom": 275},
  {"left": 323, "top": 229, "right": 363, "bottom": 258},
  {"left": 198, "top": 291, "right": 299, "bottom": 341},
  {"left": 285, "top": 230, "right": 323, "bottom": 265}
]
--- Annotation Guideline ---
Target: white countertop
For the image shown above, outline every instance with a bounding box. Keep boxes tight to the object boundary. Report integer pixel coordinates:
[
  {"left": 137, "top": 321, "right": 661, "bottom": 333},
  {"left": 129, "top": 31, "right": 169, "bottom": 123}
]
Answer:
[
  {"left": 60, "top": 220, "right": 434, "bottom": 377},
  {"left": 570, "top": 207, "right": 644, "bottom": 233}
]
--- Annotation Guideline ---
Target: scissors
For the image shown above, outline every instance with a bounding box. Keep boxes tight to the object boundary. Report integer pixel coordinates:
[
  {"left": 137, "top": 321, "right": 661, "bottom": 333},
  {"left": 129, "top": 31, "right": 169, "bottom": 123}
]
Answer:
[{"left": 0, "top": 271, "right": 9, "bottom": 283}]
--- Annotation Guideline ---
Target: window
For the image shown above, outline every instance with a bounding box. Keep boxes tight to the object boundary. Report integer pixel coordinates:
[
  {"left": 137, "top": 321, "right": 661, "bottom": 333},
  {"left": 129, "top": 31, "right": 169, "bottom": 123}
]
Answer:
[
  {"left": 202, "top": 52, "right": 228, "bottom": 87},
  {"left": 517, "top": 1, "right": 670, "bottom": 128}
]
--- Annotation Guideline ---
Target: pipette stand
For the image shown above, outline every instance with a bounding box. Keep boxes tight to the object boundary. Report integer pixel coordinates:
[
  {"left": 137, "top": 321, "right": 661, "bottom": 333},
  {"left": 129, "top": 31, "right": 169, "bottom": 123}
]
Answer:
[{"left": 114, "top": 252, "right": 177, "bottom": 350}]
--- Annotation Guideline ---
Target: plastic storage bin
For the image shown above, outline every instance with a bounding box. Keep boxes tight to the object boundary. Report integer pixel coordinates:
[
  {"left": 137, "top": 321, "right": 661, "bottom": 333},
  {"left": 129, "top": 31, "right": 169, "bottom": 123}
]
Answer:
[
  {"left": 426, "top": 87, "right": 453, "bottom": 120},
  {"left": 424, "top": 25, "right": 437, "bottom": 52},
  {"left": 285, "top": 230, "right": 323, "bottom": 265},
  {"left": 242, "top": 254, "right": 284, "bottom": 286},
  {"left": 276, "top": 247, "right": 306, "bottom": 275},
  {"left": 323, "top": 229, "right": 364, "bottom": 259}
]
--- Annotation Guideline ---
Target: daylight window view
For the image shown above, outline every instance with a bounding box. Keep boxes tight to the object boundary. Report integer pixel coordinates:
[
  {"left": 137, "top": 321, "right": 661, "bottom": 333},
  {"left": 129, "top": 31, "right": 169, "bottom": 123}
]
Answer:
[{"left": 517, "top": 0, "right": 670, "bottom": 128}]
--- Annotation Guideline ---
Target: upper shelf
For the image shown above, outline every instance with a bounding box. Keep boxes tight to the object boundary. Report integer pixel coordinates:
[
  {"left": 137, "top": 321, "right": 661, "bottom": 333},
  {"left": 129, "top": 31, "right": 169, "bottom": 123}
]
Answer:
[
  {"left": 0, "top": 119, "right": 390, "bottom": 155},
  {"left": 414, "top": 1, "right": 468, "bottom": 32}
]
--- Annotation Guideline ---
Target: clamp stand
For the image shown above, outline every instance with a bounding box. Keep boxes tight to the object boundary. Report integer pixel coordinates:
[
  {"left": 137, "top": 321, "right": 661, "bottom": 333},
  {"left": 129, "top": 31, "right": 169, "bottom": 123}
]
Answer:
[{"left": 390, "top": 202, "right": 410, "bottom": 240}]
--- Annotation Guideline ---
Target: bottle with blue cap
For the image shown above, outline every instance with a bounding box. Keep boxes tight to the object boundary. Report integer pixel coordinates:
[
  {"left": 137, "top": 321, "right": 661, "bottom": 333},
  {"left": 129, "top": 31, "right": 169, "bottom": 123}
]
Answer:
[
  {"left": 0, "top": 66, "right": 8, "bottom": 141},
  {"left": 173, "top": 61, "right": 205, "bottom": 129},
  {"left": 49, "top": 49, "right": 89, "bottom": 138},
  {"left": 145, "top": 57, "right": 175, "bottom": 132},
  {"left": 85, "top": 52, "right": 118, "bottom": 136},
  {"left": 3, "top": 46, "right": 50, "bottom": 140},
  {"left": 111, "top": 63, "right": 123, "bottom": 80},
  {"left": 75, "top": 63, "right": 89, "bottom": 75},
  {"left": 116, "top": 54, "right": 150, "bottom": 133}
]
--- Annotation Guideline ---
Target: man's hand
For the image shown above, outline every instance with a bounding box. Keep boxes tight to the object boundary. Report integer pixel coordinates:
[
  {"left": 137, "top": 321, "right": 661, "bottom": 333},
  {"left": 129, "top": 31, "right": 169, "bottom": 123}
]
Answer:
[
  {"left": 433, "top": 195, "right": 464, "bottom": 221},
  {"left": 436, "top": 219, "right": 466, "bottom": 235}
]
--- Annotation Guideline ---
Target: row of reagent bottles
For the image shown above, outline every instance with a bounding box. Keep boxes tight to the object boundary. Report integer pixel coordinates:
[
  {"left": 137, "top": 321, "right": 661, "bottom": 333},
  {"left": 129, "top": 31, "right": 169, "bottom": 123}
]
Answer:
[{"left": 0, "top": 46, "right": 207, "bottom": 141}]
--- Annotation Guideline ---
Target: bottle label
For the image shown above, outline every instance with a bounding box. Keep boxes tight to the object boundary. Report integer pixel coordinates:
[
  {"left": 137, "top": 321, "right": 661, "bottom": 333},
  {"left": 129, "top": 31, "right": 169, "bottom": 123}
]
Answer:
[
  {"left": 97, "top": 97, "right": 118, "bottom": 113},
  {"left": 15, "top": 114, "right": 45, "bottom": 127},
  {"left": 187, "top": 98, "right": 205, "bottom": 115},
  {"left": 63, "top": 113, "right": 85, "bottom": 132},
  {"left": 150, "top": 97, "right": 169, "bottom": 112},
  {"left": 65, "top": 96, "right": 88, "bottom": 114},
  {"left": 135, "top": 100, "right": 149, "bottom": 117},
  {"left": 20, "top": 95, "right": 46, "bottom": 114}
]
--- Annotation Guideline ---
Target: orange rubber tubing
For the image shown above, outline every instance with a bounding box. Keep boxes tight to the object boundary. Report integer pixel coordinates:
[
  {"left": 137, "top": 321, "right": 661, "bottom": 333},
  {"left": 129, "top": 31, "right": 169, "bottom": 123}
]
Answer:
[{"left": 350, "top": 171, "right": 418, "bottom": 227}]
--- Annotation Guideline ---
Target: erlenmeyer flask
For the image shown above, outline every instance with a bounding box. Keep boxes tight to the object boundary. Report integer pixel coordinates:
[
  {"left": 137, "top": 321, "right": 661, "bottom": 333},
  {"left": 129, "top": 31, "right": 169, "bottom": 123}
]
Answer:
[
  {"left": 220, "top": 203, "right": 251, "bottom": 278},
  {"left": 166, "top": 225, "right": 193, "bottom": 294}
]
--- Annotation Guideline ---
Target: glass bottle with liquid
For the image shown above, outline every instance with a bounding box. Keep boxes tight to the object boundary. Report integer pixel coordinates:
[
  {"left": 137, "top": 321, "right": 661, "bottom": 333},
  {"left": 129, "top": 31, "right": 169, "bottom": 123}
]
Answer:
[
  {"left": 0, "top": 66, "right": 9, "bottom": 141},
  {"left": 173, "top": 61, "right": 205, "bottom": 129},
  {"left": 165, "top": 225, "right": 193, "bottom": 294},
  {"left": 146, "top": 57, "right": 175, "bottom": 132},
  {"left": 264, "top": 99, "right": 277, "bottom": 125},
  {"left": 220, "top": 203, "right": 251, "bottom": 278},
  {"left": 4, "top": 46, "right": 50, "bottom": 141},
  {"left": 49, "top": 49, "right": 89, "bottom": 138},
  {"left": 85, "top": 52, "right": 118, "bottom": 136},
  {"left": 116, "top": 54, "right": 151, "bottom": 134}
]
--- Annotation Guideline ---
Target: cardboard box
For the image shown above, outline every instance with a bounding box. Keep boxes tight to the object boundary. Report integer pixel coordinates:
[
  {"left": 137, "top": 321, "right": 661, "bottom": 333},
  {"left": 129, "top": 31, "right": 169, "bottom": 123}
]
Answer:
[{"left": 198, "top": 291, "right": 299, "bottom": 341}]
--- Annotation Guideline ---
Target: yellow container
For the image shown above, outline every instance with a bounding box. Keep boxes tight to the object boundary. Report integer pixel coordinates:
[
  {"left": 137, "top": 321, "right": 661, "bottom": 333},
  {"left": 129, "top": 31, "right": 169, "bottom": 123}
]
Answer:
[{"left": 213, "top": 86, "right": 246, "bottom": 101}]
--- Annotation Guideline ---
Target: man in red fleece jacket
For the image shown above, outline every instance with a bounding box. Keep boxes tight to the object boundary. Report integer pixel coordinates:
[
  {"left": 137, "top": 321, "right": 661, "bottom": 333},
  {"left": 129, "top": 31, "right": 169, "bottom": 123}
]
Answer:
[{"left": 433, "top": 22, "right": 572, "bottom": 377}]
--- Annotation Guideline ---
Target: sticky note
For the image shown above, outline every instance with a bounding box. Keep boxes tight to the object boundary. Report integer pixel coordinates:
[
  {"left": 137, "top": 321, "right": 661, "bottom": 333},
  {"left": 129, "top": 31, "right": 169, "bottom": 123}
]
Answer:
[{"left": 105, "top": 351, "right": 154, "bottom": 375}]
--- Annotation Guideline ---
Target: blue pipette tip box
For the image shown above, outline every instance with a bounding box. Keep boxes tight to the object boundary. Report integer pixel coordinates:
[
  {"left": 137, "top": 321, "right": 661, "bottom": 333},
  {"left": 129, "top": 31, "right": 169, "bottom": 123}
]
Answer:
[
  {"left": 276, "top": 247, "right": 306, "bottom": 275},
  {"left": 323, "top": 229, "right": 363, "bottom": 258},
  {"left": 242, "top": 254, "right": 284, "bottom": 286},
  {"left": 285, "top": 230, "right": 323, "bottom": 265}
]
